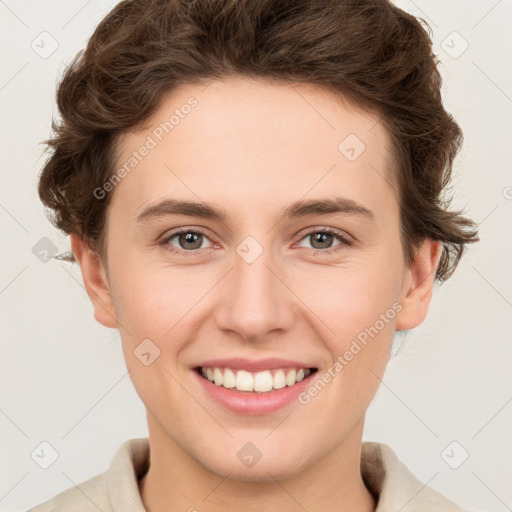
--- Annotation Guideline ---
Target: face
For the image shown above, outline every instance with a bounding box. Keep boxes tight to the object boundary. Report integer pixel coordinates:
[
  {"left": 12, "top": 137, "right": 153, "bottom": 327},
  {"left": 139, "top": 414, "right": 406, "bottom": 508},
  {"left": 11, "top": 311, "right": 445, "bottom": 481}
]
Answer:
[{"left": 74, "top": 76, "right": 438, "bottom": 481}]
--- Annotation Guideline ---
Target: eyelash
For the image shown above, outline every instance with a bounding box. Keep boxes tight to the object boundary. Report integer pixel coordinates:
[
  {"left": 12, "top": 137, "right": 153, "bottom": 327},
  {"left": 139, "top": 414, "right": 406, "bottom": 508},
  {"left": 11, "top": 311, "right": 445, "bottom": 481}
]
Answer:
[{"left": 159, "top": 227, "right": 353, "bottom": 257}]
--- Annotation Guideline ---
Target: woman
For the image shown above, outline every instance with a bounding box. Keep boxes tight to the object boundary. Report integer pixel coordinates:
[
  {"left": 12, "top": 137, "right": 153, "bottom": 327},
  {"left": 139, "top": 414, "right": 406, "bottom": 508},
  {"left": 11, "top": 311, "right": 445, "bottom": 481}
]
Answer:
[{"left": 29, "top": 0, "right": 479, "bottom": 510}]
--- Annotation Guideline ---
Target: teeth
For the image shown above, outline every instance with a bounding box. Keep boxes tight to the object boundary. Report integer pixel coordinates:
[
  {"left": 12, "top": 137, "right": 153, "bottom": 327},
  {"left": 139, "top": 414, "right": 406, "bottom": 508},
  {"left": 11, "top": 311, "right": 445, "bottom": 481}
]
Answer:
[
  {"left": 213, "top": 367, "right": 223, "bottom": 386},
  {"left": 254, "top": 370, "right": 273, "bottom": 392},
  {"left": 273, "top": 369, "right": 286, "bottom": 389},
  {"left": 222, "top": 368, "right": 236, "bottom": 388},
  {"left": 285, "top": 368, "right": 296, "bottom": 386},
  {"left": 236, "top": 370, "right": 253, "bottom": 391},
  {"left": 200, "top": 366, "right": 312, "bottom": 393}
]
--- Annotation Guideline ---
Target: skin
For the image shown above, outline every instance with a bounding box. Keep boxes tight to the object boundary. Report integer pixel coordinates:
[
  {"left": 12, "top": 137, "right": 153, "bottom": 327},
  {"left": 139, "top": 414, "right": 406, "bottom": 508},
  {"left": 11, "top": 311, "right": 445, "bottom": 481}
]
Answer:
[{"left": 71, "top": 76, "right": 441, "bottom": 512}]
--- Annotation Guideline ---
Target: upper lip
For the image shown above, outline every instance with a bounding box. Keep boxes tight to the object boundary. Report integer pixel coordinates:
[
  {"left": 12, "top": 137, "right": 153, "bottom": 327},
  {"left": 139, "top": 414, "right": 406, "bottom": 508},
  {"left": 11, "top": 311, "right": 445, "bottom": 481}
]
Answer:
[{"left": 195, "top": 358, "right": 317, "bottom": 372}]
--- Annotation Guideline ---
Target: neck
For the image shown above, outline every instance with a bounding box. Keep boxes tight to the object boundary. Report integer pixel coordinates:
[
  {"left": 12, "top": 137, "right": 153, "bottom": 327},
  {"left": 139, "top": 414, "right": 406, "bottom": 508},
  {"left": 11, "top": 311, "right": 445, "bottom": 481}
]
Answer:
[{"left": 139, "top": 414, "right": 376, "bottom": 512}]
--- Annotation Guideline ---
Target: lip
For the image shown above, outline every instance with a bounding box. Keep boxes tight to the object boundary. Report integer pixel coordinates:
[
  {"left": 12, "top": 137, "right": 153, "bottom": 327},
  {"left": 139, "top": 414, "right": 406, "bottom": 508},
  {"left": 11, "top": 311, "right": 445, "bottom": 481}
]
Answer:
[
  {"left": 195, "top": 357, "right": 315, "bottom": 372},
  {"left": 192, "top": 363, "right": 318, "bottom": 416}
]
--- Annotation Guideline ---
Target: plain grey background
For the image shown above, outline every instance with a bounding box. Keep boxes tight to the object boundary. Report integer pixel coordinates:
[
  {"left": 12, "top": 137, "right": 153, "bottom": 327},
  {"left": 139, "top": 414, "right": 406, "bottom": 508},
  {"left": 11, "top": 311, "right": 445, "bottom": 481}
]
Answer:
[{"left": 0, "top": 1, "right": 511, "bottom": 511}]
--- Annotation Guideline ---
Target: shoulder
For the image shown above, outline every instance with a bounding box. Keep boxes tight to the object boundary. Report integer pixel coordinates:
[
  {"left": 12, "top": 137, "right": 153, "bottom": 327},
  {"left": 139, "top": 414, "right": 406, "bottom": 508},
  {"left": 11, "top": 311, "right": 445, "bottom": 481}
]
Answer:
[
  {"left": 27, "top": 438, "right": 149, "bottom": 512},
  {"left": 361, "top": 441, "right": 473, "bottom": 512},
  {"left": 27, "top": 471, "right": 110, "bottom": 512}
]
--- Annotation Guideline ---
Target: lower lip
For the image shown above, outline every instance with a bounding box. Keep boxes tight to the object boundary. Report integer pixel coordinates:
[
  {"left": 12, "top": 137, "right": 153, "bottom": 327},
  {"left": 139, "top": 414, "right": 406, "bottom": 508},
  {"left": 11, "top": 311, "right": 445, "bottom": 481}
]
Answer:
[{"left": 193, "top": 369, "right": 316, "bottom": 416}]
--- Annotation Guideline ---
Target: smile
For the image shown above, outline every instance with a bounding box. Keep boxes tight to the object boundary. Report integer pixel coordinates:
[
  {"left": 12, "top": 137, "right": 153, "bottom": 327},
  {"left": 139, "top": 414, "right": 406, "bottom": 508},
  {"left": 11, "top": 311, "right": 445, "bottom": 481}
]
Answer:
[{"left": 198, "top": 366, "right": 316, "bottom": 393}]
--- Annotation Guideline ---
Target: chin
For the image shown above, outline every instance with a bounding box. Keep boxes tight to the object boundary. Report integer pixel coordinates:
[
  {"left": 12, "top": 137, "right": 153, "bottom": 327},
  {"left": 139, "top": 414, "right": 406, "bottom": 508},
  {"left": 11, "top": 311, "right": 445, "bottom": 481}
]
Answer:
[{"left": 195, "top": 444, "right": 314, "bottom": 482}]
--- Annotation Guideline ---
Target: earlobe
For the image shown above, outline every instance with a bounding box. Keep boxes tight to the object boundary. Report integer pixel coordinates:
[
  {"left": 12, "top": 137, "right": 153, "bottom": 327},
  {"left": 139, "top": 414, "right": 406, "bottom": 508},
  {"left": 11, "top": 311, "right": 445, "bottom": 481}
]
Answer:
[
  {"left": 395, "top": 238, "right": 442, "bottom": 331},
  {"left": 70, "top": 233, "right": 118, "bottom": 329}
]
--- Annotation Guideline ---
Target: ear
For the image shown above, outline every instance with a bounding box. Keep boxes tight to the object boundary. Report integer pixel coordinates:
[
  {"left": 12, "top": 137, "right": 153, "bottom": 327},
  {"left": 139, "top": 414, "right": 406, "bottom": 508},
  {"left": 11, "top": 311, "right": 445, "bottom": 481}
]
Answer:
[
  {"left": 70, "top": 233, "right": 118, "bottom": 329},
  {"left": 395, "top": 238, "right": 442, "bottom": 331}
]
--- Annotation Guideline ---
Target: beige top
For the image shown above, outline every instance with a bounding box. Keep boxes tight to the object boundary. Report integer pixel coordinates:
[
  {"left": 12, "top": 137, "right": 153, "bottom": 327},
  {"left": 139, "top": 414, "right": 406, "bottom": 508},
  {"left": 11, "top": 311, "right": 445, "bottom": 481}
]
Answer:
[{"left": 28, "top": 438, "right": 470, "bottom": 511}]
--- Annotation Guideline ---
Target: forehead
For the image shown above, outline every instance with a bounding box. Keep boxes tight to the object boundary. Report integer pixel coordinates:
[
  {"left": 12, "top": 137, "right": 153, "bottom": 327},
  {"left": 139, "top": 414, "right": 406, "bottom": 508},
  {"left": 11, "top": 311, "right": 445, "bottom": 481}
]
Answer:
[{"left": 111, "top": 77, "right": 397, "bottom": 221}]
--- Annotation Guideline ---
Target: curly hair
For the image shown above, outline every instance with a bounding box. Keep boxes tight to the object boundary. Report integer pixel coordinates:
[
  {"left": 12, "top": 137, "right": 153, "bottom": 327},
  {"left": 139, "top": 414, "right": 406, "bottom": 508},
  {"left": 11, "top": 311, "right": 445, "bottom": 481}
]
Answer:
[{"left": 38, "top": 0, "right": 479, "bottom": 282}]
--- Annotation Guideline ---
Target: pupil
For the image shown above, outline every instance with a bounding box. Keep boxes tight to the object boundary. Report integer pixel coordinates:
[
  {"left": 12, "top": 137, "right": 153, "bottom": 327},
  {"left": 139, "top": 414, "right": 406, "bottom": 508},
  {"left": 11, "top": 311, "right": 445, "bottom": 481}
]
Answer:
[
  {"left": 312, "top": 232, "right": 332, "bottom": 249},
  {"left": 180, "top": 232, "right": 202, "bottom": 249}
]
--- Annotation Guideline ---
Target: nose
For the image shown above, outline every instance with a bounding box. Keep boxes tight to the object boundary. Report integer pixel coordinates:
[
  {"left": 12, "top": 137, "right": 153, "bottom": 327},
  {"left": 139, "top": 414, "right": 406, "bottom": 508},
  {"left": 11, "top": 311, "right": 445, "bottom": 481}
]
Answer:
[{"left": 214, "top": 245, "right": 296, "bottom": 342}]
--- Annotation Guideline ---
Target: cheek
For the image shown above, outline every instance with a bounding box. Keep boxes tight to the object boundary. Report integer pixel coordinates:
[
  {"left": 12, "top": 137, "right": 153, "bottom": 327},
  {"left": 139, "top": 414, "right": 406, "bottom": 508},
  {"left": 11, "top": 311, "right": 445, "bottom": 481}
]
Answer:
[
  {"left": 292, "top": 260, "right": 400, "bottom": 399},
  {"left": 293, "top": 259, "right": 402, "bottom": 340},
  {"left": 301, "top": 317, "right": 395, "bottom": 435},
  {"left": 112, "top": 266, "right": 205, "bottom": 334},
  {"left": 110, "top": 266, "right": 218, "bottom": 388},
  {"left": 109, "top": 269, "right": 202, "bottom": 411}
]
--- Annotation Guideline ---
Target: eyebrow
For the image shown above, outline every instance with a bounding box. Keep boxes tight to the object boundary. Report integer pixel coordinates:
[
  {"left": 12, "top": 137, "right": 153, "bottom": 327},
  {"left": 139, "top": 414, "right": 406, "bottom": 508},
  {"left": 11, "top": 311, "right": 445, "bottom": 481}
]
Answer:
[{"left": 136, "top": 197, "right": 375, "bottom": 223}]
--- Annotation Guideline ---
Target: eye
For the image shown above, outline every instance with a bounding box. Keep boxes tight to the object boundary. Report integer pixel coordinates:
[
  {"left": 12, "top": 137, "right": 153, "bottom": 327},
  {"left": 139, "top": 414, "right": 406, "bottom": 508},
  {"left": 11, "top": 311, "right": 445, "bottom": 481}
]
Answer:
[
  {"left": 158, "top": 227, "right": 352, "bottom": 256},
  {"left": 297, "top": 228, "right": 352, "bottom": 254},
  {"left": 160, "top": 228, "right": 214, "bottom": 254}
]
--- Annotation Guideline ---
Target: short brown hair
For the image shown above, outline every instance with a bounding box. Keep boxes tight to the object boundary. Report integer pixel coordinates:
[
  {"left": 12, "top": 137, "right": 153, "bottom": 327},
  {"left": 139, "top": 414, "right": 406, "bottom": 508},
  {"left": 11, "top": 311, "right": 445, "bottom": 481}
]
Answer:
[{"left": 38, "top": 0, "right": 479, "bottom": 282}]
